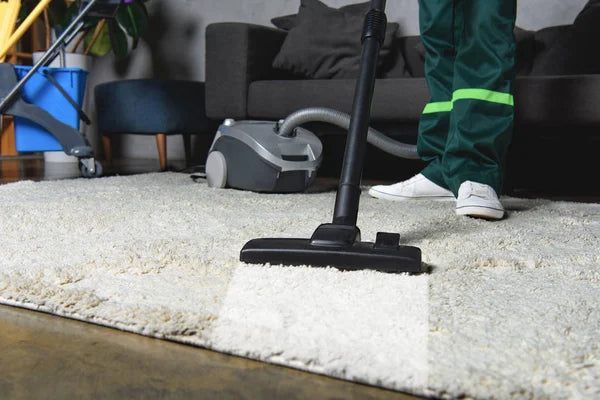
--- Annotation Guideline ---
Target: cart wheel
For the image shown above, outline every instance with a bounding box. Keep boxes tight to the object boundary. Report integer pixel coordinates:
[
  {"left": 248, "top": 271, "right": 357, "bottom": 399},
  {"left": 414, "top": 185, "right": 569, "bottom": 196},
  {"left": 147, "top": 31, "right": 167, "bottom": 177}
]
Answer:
[{"left": 79, "top": 159, "right": 103, "bottom": 178}]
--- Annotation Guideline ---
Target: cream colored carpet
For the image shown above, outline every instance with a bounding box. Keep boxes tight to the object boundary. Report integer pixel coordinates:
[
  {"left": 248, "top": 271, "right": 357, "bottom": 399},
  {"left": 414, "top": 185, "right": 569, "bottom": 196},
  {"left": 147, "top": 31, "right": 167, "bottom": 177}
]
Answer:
[{"left": 0, "top": 172, "right": 598, "bottom": 399}]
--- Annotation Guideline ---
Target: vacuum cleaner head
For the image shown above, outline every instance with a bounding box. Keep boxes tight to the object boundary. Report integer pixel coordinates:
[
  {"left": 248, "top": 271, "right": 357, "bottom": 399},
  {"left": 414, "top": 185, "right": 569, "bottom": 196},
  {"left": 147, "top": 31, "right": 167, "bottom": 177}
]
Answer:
[
  {"left": 206, "top": 119, "right": 323, "bottom": 193},
  {"left": 241, "top": 223, "right": 422, "bottom": 273}
]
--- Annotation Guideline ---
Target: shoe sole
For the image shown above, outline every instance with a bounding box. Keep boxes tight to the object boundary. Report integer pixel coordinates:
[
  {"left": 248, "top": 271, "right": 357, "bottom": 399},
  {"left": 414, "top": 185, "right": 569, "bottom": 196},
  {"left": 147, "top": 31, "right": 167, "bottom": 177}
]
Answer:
[
  {"left": 368, "top": 188, "right": 455, "bottom": 202},
  {"left": 456, "top": 205, "right": 504, "bottom": 220}
]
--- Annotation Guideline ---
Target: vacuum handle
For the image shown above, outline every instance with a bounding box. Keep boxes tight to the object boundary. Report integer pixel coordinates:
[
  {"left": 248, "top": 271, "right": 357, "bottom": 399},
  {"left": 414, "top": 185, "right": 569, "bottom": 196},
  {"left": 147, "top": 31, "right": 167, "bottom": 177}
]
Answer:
[
  {"left": 361, "top": 0, "right": 388, "bottom": 45},
  {"left": 332, "top": 0, "right": 387, "bottom": 226}
]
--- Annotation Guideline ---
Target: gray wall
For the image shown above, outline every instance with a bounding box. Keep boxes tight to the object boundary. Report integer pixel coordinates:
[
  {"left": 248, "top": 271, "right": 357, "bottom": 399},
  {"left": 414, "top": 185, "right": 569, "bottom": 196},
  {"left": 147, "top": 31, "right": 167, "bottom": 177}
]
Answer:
[{"left": 88, "top": 0, "right": 589, "bottom": 162}]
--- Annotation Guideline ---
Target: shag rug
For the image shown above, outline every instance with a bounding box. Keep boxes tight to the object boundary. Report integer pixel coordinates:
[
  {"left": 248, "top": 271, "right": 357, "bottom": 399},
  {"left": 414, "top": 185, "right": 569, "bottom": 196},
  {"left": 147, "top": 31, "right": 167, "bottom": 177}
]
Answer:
[{"left": 1, "top": 172, "right": 599, "bottom": 399}]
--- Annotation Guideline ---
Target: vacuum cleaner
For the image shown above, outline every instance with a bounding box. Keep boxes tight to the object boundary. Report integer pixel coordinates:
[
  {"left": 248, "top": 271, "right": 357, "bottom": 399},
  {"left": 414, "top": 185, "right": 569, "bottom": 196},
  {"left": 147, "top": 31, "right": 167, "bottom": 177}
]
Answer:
[
  {"left": 205, "top": 119, "right": 324, "bottom": 192},
  {"left": 206, "top": 108, "right": 418, "bottom": 192},
  {"left": 237, "top": 0, "right": 423, "bottom": 274}
]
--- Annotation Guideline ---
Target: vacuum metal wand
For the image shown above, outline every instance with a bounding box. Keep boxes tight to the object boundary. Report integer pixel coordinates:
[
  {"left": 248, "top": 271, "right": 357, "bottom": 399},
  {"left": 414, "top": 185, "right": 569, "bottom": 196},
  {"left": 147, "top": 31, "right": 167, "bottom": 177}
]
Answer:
[{"left": 333, "top": 0, "right": 387, "bottom": 226}]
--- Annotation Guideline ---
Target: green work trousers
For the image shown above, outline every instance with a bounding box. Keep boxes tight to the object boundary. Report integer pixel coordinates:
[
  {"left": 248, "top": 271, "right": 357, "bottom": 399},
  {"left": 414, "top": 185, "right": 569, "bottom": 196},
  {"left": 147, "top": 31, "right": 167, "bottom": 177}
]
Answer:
[{"left": 417, "top": 0, "right": 517, "bottom": 195}]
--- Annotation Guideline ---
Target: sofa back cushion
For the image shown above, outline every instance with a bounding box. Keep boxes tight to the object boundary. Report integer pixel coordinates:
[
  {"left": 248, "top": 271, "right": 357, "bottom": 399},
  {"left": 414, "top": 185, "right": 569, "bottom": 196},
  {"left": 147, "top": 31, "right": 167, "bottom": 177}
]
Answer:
[
  {"left": 382, "top": 27, "right": 537, "bottom": 79},
  {"left": 378, "top": 36, "right": 425, "bottom": 78}
]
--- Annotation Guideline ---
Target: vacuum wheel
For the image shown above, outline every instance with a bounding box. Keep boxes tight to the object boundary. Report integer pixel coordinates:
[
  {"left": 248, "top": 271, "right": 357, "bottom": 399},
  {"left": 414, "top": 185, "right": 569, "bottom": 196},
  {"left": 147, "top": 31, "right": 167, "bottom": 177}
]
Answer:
[
  {"left": 206, "top": 151, "right": 227, "bottom": 188},
  {"left": 79, "top": 159, "right": 103, "bottom": 178}
]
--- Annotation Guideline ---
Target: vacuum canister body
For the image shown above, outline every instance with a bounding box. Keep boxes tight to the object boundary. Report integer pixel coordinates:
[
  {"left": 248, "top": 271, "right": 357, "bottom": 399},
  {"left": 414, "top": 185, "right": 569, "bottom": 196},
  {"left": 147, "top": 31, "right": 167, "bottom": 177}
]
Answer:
[{"left": 206, "top": 119, "right": 323, "bottom": 193}]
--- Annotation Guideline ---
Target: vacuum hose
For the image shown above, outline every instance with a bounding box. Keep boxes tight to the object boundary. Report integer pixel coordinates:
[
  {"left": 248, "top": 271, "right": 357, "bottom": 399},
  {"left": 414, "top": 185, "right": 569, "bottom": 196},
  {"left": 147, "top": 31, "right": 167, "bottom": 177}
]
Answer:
[{"left": 276, "top": 107, "right": 419, "bottom": 160}]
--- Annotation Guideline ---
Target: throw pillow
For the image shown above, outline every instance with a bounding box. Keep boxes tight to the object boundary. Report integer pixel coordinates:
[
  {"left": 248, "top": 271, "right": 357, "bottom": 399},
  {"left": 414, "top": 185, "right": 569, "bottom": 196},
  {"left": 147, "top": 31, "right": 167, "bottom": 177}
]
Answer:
[
  {"left": 272, "top": 0, "right": 399, "bottom": 79},
  {"left": 572, "top": 0, "right": 600, "bottom": 72},
  {"left": 513, "top": 27, "right": 536, "bottom": 75},
  {"left": 575, "top": 0, "right": 600, "bottom": 24},
  {"left": 271, "top": 1, "right": 370, "bottom": 31},
  {"left": 271, "top": 14, "right": 299, "bottom": 31},
  {"left": 531, "top": 0, "right": 600, "bottom": 75}
]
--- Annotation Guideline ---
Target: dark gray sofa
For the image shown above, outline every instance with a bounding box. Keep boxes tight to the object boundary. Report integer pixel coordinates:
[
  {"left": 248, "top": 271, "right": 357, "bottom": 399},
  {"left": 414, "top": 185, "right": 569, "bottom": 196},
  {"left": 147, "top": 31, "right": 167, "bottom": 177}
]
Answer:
[{"left": 205, "top": 21, "right": 600, "bottom": 193}]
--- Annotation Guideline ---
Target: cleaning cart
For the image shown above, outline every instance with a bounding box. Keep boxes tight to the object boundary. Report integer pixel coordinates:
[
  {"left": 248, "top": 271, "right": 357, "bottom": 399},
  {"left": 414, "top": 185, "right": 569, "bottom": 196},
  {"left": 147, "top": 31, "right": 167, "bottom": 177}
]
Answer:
[{"left": 0, "top": 0, "right": 124, "bottom": 178}]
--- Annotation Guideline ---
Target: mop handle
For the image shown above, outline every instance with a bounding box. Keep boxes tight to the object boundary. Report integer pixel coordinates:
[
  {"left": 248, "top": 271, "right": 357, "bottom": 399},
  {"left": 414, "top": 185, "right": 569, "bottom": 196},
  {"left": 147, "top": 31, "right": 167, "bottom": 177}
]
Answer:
[
  {"left": 0, "top": 0, "right": 52, "bottom": 61},
  {"left": 0, "top": 0, "right": 21, "bottom": 63}
]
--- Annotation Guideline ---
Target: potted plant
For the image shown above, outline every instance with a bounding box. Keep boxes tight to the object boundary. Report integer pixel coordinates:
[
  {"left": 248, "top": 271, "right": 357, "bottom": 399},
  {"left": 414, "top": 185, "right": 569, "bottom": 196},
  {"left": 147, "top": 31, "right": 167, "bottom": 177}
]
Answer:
[{"left": 19, "top": 0, "right": 149, "bottom": 59}]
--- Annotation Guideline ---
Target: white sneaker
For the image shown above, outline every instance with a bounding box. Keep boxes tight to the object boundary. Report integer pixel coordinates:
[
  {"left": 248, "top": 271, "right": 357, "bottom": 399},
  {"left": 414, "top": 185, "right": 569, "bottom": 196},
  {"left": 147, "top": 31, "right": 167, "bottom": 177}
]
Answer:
[
  {"left": 456, "top": 181, "right": 504, "bottom": 220},
  {"left": 368, "top": 173, "right": 454, "bottom": 201}
]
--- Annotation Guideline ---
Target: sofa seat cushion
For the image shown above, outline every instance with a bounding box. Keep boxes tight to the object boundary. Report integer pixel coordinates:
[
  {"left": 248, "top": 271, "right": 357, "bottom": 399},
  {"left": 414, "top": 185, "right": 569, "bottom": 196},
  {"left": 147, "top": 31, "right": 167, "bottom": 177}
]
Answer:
[
  {"left": 249, "top": 75, "right": 600, "bottom": 129},
  {"left": 248, "top": 78, "right": 430, "bottom": 121}
]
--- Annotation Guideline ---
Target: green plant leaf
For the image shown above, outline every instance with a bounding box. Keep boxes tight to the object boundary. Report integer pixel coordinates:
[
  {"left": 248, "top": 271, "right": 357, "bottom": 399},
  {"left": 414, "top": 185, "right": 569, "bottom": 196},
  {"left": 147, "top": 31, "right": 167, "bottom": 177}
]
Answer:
[
  {"left": 41, "top": 0, "right": 151, "bottom": 57},
  {"left": 82, "top": 16, "right": 102, "bottom": 31},
  {"left": 58, "top": 1, "right": 79, "bottom": 34},
  {"left": 17, "top": 0, "right": 38, "bottom": 22},
  {"left": 85, "top": 22, "right": 111, "bottom": 57},
  {"left": 47, "top": 0, "right": 67, "bottom": 28},
  {"left": 116, "top": 0, "right": 149, "bottom": 41},
  {"left": 108, "top": 19, "right": 128, "bottom": 59}
]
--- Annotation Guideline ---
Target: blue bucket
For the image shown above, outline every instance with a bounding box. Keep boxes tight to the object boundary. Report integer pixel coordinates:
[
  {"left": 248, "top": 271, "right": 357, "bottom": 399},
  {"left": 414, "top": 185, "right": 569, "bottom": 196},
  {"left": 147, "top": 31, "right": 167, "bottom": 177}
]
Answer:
[{"left": 12, "top": 65, "right": 88, "bottom": 152}]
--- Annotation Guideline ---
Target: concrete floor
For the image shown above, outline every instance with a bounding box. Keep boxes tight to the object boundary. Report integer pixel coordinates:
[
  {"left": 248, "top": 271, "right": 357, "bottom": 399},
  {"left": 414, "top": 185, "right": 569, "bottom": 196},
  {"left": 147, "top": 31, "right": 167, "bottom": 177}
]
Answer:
[
  {"left": 0, "top": 305, "right": 419, "bottom": 400},
  {"left": 0, "top": 157, "right": 422, "bottom": 400}
]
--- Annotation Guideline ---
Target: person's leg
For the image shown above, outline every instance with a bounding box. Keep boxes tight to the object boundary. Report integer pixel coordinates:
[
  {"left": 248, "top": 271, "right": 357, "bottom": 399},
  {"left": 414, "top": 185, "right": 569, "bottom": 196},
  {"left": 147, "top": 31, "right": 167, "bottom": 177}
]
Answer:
[
  {"left": 369, "top": 0, "right": 456, "bottom": 201},
  {"left": 417, "top": 0, "right": 457, "bottom": 189},
  {"left": 442, "top": 0, "right": 517, "bottom": 197}
]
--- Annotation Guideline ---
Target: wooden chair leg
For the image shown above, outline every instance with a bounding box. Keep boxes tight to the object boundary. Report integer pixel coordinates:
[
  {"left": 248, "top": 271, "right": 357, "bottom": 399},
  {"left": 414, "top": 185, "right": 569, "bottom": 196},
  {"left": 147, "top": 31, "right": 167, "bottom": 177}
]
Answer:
[
  {"left": 156, "top": 133, "right": 167, "bottom": 171},
  {"left": 182, "top": 133, "right": 192, "bottom": 167},
  {"left": 102, "top": 135, "right": 112, "bottom": 167},
  {"left": 1, "top": 116, "right": 18, "bottom": 157}
]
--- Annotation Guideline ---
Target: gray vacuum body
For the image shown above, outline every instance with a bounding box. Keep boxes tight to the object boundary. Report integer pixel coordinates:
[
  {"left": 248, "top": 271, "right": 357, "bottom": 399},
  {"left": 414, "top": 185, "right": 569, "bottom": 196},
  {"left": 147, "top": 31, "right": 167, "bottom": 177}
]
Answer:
[{"left": 206, "top": 119, "right": 323, "bottom": 192}]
